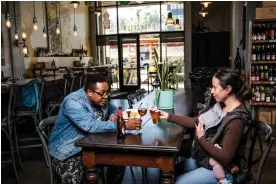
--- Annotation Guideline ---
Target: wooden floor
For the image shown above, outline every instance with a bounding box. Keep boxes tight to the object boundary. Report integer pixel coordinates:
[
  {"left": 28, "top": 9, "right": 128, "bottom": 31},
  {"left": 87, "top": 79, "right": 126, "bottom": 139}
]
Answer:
[{"left": 2, "top": 91, "right": 276, "bottom": 184}]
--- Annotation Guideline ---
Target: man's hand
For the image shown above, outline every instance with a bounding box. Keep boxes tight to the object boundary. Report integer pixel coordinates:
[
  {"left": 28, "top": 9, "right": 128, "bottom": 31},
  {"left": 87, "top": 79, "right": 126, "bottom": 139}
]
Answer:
[
  {"left": 109, "top": 114, "right": 118, "bottom": 122},
  {"left": 125, "top": 118, "right": 142, "bottom": 130},
  {"left": 196, "top": 119, "right": 205, "bottom": 139},
  {"left": 159, "top": 110, "right": 169, "bottom": 119}
]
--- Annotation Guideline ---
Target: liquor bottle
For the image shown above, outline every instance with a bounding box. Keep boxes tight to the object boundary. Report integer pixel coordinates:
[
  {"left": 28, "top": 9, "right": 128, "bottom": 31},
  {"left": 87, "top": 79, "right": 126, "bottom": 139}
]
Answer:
[
  {"left": 264, "top": 65, "right": 269, "bottom": 81},
  {"left": 255, "top": 66, "right": 260, "bottom": 81},
  {"left": 257, "top": 24, "right": 262, "bottom": 40},
  {"left": 251, "top": 66, "right": 256, "bottom": 81},
  {"left": 270, "top": 24, "right": 275, "bottom": 40},
  {"left": 259, "top": 65, "right": 264, "bottom": 80},
  {"left": 234, "top": 47, "right": 242, "bottom": 71},
  {"left": 266, "top": 44, "right": 271, "bottom": 61},
  {"left": 271, "top": 44, "right": 276, "bottom": 60},
  {"left": 255, "top": 86, "right": 260, "bottom": 102},
  {"left": 260, "top": 86, "right": 266, "bottom": 102},
  {"left": 252, "top": 24, "right": 257, "bottom": 41},
  {"left": 274, "top": 66, "right": 276, "bottom": 81},
  {"left": 252, "top": 45, "right": 256, "bottom": 61},
  {"left": 261, "top": 45, "right": 266, "bottom": 61},
  {"left": 269, "top": 65, "right": 273, "bottom": 81},
  {"left": 272, "top": 86, "right": 276, "bottom": 102},
  {"left": 117, "top": 107, "right": 125, "bottom": 138},
  {"left": 251, "top": 86, "right": 256, "bottom": 103},
  {"left": 256, "top": 45, "right": 261, "bottom": 61},
  {"left": 262, "top": 24, "right": 266, "bottom": 40},
  {"left": 266, "top": 24, "right": 270, "bottom": 40},
  {"left": 265, "top": 87, "right": 271, "bottom": 102}
]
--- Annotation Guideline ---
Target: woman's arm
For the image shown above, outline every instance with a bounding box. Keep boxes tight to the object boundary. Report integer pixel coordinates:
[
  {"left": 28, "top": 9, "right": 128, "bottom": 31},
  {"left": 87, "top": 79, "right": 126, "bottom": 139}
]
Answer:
[
  {"left": 167, "top": 113, "right": 197, "bottom": 128},
  {"left": 198, "top": 119, "right": 244, "bottom": 166}
]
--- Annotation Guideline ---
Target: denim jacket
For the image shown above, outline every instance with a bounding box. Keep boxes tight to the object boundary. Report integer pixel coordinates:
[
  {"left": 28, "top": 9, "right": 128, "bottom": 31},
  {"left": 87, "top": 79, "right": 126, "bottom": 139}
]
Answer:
[{"left": 48, "top": 88, "right": 117, "bottom": 161}]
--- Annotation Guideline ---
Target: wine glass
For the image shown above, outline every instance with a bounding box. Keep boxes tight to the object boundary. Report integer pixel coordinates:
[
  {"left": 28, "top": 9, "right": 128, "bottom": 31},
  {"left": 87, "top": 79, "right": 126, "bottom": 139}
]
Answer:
[{"left": 138, "top": 102, "right": 147, "bottom": 117}]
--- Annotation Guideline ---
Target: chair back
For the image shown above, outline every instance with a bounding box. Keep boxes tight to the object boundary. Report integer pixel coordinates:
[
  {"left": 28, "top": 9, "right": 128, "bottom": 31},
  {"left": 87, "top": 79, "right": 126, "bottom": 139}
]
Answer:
[
  {"left": 136, "top": 89, "right": 146, "bottom": 101},
  {"left": 127, "top": 94, "right": 137, "bottom": 108},
  {"left": 247, "top": 120, "right": 275, "bottom": 184},
  {"left": 38, "top": 115, "right": 58, "bottom": 184}
]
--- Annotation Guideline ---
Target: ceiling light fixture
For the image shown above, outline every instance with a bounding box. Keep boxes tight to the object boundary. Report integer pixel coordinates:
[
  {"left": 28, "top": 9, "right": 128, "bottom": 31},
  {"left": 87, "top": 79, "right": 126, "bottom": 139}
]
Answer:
[
  {"left": 5, "top": 2, "right": 11, "bottom": 28},
  {"left": 56, "top": 2, "right": 60, "bottom": 34},
  {"left": 42, "top": 2, "right": 47, "bottom": 38},
  {"left": 199, "top": 8, "right": 208, "bottom": 17},
  {"left": 70, "top": 1, "right": 80, "bottom": 9},
  {"left": 13, "top": 2, "right": 18, "bottom": 40},
  {"left": 200, "top": 1, "right": 212, "bottom": 8},
  {"left": 33, "top": 1, "right": 38, "bottom": 31}
]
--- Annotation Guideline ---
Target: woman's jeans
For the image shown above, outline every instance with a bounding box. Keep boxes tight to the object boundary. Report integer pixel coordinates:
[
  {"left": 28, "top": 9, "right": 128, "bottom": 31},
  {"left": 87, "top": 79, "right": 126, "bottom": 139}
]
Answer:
[{"left": 175, "top": 158, "right": 234, "bottom": 184}]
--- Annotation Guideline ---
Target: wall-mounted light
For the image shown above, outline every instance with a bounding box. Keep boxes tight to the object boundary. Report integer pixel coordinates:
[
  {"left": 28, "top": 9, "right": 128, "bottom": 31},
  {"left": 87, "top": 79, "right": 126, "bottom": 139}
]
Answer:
[
  {"left": 200, "top": 1, "right": 212, "bottom": 8},
  {"left": 15, "top": 32, "right": 28, "bottom": 56},
  {"left": 199, "top": 8, "right": 208, "bottom": 17},
  {"left": 70, "top": 1, "right": 80, "bottom": 9}
]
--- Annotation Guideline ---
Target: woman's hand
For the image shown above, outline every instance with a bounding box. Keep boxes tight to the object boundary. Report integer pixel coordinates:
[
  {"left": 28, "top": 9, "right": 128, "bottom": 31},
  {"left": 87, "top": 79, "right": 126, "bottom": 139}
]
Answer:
[
  {"left": 159, "top": 110, "right": 169, "bottom": 119},
  {"left": 196, "top": 119, "right": 205, "bottom": 139},
  {"left": 109, "top": 114, "right": 118, "bottom": 122}
]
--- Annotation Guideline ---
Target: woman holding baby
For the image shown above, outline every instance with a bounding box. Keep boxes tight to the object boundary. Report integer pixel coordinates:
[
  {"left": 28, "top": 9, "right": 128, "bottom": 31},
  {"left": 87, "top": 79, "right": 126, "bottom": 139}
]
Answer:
[{"left": 160, "top": 68, "right": 253, "bottom": 184}]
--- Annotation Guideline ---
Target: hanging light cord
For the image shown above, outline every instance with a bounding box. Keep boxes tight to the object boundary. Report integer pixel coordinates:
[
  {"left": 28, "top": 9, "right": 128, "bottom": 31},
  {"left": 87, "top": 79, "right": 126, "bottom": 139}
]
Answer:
[
  {"left": 56, "top": 2, "right": 58, "bottom": 22},
  {"left": 33, "top": 1, "right": 36, "bottom": 18},
  {"left": 13, "top": 1, "right": 17, "bottom": 31},
  {"left": 42, "top": 2, "right": 45, "bottom": 25},
  {"left": 74, "top": 8, "right": 76, "bottom": 26}
]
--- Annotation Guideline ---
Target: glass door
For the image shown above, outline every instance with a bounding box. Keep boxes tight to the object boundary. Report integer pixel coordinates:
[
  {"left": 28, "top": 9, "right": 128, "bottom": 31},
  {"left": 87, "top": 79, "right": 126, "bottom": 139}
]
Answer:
[{"left": 118, "top": 35, "right": 141, "bottom": 92}]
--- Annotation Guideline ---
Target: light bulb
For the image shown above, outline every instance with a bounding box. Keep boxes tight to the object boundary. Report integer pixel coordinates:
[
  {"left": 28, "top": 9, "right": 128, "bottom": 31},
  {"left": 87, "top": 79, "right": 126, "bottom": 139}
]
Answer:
[
  {"left": 74, "top": 31, "right": 77, "bottom": 36},
  {"left": 73, "top": 4, "right": 78, "bottom": 9},
  {"left": 15, "top": 33, "right": 19, "bottom": 40},
  {"left": 23, "top": 46, "right": 28, "bottom": 55},
  {"left": 33, "top": 23, "right": 38, "bottom": 31},
  {"left": 43, "top": 33, "right": 47, "bottom": 38},
  {"left": 56, "top": 27, "right": 60, "bottom": 34},
  {"left": 202, "top": 13, "right": 206, "bottom": 17},
  {"left": 6, "top": 19, "right": 11, "bottom": 28},
  {"left": 203, "top": 3, "right": 208, "bottom": 8},
  {"left": 22, "top": 32, "right": 27, "bottom": 39}
]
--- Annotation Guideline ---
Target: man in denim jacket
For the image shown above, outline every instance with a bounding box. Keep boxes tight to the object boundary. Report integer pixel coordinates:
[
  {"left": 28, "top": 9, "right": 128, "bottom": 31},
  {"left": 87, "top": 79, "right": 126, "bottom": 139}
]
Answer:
[{"left": 49, "top": 75, "right": 141, "bottom": 184}]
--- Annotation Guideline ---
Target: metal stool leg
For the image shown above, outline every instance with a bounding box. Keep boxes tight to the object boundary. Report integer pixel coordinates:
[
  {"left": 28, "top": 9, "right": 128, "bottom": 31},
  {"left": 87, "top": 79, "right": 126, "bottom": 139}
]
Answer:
[
  {"left": 9, "top": 130, "right": 20, "bottom": 184},
  {"left": 13, "top": 119, "right": 24, "bottom": 172}
]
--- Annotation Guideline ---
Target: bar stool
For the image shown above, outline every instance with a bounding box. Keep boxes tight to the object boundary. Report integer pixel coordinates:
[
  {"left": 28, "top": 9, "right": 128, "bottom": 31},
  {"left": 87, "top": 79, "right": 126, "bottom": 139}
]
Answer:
[{"left": 1, "top": 85, "right": 22, "bottom": 184}]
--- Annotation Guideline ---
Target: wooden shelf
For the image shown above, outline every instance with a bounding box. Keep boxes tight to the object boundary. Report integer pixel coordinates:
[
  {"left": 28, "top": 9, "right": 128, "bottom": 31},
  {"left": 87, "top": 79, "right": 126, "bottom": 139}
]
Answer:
[
  {"left": 252, "top": 81, "right": 276, "bottom": 85},
  {"left": 252, "top": 40, "right": 276, "bottom": 44},
  {"left": 251, "top": 102, "right": 276, "bottom": 106},
  {"left": 251, "top": 61, "right": 276, "bottom": 64}
]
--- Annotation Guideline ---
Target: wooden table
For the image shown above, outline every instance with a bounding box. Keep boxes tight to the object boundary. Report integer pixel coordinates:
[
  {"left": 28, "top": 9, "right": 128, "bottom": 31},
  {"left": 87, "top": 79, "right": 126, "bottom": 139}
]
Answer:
[{"left": 75, "top": 90, "right": 192, "bottom": 184}]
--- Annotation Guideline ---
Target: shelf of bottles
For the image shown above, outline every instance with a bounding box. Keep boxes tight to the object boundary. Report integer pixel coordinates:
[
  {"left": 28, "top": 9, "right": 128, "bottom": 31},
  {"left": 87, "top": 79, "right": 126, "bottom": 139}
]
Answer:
[{"left": 250, "top": 20, "right": 276, "bottom": 107}]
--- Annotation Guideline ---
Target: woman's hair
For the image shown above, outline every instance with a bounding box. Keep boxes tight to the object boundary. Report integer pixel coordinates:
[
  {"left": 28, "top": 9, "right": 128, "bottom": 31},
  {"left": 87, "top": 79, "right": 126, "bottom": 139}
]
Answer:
[{"left": 214, "top": 68, "right": 253, "bottom": 101}]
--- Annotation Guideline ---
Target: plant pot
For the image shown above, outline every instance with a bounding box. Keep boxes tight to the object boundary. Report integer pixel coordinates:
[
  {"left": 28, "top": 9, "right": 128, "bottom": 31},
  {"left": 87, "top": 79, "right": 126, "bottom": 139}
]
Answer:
[{"left": 156, "top": 90, "right": 174, "bottom": 109}]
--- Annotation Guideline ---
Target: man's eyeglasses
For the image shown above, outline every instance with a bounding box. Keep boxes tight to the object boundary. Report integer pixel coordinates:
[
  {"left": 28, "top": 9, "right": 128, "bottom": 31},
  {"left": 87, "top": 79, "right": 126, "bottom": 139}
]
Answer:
[{"left": 91, "top": 90, "right": 110, "bottom": 98}]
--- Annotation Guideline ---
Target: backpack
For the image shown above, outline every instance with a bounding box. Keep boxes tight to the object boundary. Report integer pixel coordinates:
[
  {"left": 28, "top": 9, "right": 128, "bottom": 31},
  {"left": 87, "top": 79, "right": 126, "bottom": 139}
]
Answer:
[{"left": 22, "top": 79, "right": 40, "bottom": 112}]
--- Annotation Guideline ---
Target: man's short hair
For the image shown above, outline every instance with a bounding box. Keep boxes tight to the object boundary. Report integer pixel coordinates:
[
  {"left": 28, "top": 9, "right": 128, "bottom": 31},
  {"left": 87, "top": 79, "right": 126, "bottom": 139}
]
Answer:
[{"left": 84, "top": 75, "right": 108, "bottom": 92}]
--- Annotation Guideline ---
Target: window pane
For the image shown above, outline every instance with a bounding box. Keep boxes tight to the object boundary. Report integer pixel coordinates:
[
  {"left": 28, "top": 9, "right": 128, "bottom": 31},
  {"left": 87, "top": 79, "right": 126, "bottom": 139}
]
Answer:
[
  {"left": 161, "top": 2, "right": 184, "bottom": 31},
  {"left": 118, "top": 4, "right": 161, "bottom": 33},
  {"left": 98, "top": 7, "right": 118, "bottom": 35}
]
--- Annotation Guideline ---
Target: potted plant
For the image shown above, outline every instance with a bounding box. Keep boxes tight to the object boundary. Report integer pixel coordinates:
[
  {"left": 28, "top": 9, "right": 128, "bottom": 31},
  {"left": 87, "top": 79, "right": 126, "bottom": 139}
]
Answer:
[{"left": 153, "top": 47, "right": 182, "bottom": 109}]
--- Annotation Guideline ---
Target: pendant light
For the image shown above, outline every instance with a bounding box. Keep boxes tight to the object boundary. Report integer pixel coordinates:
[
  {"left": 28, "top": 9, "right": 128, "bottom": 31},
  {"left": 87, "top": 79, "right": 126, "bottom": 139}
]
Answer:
[
  {"left": 136, "top": 1, "right": 144, "bottom": 3},
  {"left": 5, "top": 2, "right": 11, "bottom": 28},
  {"left": 42, "top": 2, "right": 47, "bottom": 38},
  {"left": 73, "top": 8, "right": 77, "bottom": 36},
  {"left": 56, "top": 2, "right": 60, "bottom": 34},
  {"left": 166, "top": 5, "right": 174, "bottom": 25},
  {"left": 70, "top": 1, "right": 80, "bottom": 9},
  {"left": 94, "top": 2, "right": 101, "bottom": 16},
  {"left": 200, "top": 1, "right": 212, "bottom": 8},
  {"left": 199, "top": 8, "right": 208, "bottom": 17},
  {"left": 174, "top": 4, "right": 181, "bottom": 30},
  {"left": 13, "top": 2, "right": 18, "bottom": 40},
  {"left": 33, "top": 1, "right": 38, "bottom": 31}
]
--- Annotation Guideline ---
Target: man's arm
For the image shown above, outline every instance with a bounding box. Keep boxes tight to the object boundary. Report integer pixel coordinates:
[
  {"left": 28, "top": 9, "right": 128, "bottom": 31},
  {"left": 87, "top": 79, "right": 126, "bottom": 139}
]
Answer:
[
  {"left": 108, "top": 102, "right": 118, "bottom": 116},
  {"left": 64, "top": 99, "right": 116, "bottom": 133}
]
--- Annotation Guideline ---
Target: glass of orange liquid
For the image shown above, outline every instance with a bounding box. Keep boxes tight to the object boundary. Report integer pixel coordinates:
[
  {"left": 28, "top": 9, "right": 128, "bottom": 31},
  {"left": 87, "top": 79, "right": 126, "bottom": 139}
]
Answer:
[
  {"left": 138, "top": 102, "right": 147, "bottom": 117},
  {"left": 149, "top": 104, "right": 160, "bottom": 123}
]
